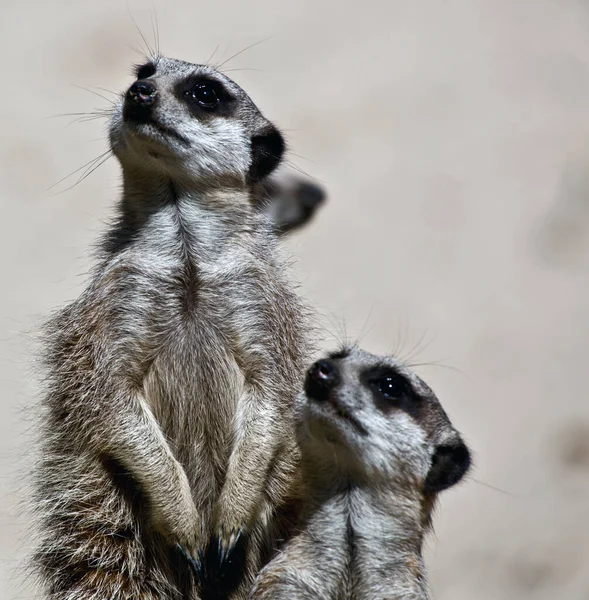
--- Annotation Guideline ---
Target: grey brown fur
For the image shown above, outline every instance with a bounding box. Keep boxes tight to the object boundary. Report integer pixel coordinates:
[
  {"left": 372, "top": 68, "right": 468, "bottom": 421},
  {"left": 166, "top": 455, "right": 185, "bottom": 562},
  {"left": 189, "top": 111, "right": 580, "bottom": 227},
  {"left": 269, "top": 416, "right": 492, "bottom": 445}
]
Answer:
[
  {"left": 251, "top": 347, "right": 471, "bottom": 600},
  {"left": 32, "top": 56, "right": 311, "bottom": 599}
]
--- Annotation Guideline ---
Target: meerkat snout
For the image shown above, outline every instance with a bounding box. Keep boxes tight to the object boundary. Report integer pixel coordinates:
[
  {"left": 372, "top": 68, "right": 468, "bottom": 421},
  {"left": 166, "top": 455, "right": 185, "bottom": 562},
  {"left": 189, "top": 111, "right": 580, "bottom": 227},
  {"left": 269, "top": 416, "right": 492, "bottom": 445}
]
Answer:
[
  {"left": 124, "top": 80, "right": 158, "bottom": 121},
  {"left": 304, "top": 358, "right": 338, "bottom": 400},
  {"left": 297, "top": 181, "right": 325, "bottom": 209}
]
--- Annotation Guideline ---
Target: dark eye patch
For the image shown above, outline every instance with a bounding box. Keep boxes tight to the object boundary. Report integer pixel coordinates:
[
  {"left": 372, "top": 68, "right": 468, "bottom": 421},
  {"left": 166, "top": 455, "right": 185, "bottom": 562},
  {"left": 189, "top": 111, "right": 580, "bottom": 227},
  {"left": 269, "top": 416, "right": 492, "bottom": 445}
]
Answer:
[
  {"left": 373, "top": 374, "right": 409, "bottom": 399},
  {"left": 363, "top": 366, "right": 421, "bottom": 417},
  {"left": 184, "top": 81, "right": 220, "bottom": 109},
  {"left": 135, "top": 62, "right": 156, "bottom": 80},
  {"left": 177, "top": 76, "right": 235, "bottom": 118}
]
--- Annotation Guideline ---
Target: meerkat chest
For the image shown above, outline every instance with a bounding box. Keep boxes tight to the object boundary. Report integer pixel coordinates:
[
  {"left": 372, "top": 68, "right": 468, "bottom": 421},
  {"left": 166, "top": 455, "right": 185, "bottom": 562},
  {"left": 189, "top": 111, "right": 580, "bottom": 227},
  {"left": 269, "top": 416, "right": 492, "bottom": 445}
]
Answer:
[
  {"left": 346, "top": 491, "right": 426, "bottom": 599},
  {"left": 136, "top": 244, "right": 268, "bottom": 430},
  {"left": 304, "top": 492, "right": 410, "bottom": 598},
  {"left": 125, "top": 205, "right": 286, "bottom": 427}
]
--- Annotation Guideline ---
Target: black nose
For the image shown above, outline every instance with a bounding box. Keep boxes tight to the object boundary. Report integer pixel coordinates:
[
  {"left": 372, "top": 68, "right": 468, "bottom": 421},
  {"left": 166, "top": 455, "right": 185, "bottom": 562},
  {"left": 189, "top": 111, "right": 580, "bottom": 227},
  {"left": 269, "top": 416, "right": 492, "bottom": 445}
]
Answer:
[
  {"left": 127, "top": 81, "right": 157, "bottom": 106},
  {"left": 304, "top": 359, "right": 338, "bottom": 401},
  {"left": 297, "top": 181, "right": 326, "bottom": 209}
]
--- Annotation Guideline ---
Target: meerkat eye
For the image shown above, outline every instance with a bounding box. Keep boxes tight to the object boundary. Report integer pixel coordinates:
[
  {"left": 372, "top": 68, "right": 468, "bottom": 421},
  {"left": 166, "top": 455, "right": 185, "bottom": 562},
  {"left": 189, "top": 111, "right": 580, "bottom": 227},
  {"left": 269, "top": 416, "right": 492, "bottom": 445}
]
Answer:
[
  {"left": 185, "top": 82, "right": 220, "bottom": 109},
  {"left": 371, "top": 373, "right": 410, "bottom": 400},
  {"left": 366, "top": 368, "right": 421, "bottom": 416},
  {"left": 135, "top": 62, "right": 156, "bottom": 80}
]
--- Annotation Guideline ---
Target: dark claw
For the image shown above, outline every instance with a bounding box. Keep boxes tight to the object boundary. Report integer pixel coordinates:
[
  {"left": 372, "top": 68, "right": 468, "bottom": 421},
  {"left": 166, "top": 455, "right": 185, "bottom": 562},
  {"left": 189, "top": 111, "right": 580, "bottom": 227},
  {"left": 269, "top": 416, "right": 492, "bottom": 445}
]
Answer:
[
  {"left": 199, "top": 530, "right": 248, "bottom": 600},
  {"left": 175, "top": 543, "right": 201, "bottom": 583},
  {"left": 217, "top": 535, "right": 224, "bottom": 566}
]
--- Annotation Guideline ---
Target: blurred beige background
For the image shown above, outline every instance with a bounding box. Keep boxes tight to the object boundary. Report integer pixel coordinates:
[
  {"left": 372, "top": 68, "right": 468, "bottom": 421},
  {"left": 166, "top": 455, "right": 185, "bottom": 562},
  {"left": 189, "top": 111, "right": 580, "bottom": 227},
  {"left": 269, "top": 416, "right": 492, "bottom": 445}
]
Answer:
[{"left": 2, "top": 0, "right": 589, "bottom": 598}]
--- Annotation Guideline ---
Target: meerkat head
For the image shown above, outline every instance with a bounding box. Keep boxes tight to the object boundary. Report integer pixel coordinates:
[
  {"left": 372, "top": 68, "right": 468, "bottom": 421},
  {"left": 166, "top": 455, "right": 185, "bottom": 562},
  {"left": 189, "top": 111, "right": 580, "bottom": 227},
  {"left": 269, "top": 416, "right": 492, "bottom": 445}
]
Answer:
[
  {"left": 296, "top": 346, "right": 471, "bottom": 495},
  {"left": 109, "top": 56, "right": 284, "bottom": 188}
]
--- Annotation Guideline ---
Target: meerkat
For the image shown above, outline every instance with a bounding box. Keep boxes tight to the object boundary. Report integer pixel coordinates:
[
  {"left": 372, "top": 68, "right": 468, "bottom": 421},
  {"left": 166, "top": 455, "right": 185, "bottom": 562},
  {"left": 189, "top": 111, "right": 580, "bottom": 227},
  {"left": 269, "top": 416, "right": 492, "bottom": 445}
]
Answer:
[
  {"left": 32, "top": 55, "right": 311, "bottom": 600},
  {"left": 251, "top": 346, "right": 471, "bottom": 600}
]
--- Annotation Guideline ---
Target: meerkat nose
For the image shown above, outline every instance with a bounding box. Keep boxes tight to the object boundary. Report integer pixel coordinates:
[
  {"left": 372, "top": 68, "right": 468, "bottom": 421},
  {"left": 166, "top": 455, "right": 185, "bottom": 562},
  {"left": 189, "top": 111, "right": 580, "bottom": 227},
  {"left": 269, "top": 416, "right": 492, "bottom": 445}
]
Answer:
[
  {"left": 124, "top": 81, "right": 158, "bottom": 124},
  {"left": 305, "top": 359, "right": 338, "bottom": 401},
  {"left": 127, "top": 81, "right": 158, "bottom": 106},
  {"left": 297, "top": 181, "right": 326, "bottom": 210}
]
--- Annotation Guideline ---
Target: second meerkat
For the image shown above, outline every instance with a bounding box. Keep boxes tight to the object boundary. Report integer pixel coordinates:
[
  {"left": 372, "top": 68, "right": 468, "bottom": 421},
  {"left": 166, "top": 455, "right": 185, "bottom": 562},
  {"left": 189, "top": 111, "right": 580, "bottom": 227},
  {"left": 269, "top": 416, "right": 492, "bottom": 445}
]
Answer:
[
  {"left": 251, "top": 347, "right": 471, "bottom": 600},
  {"left": 33, "top": 56, "right": 310, "bottom": 599}
]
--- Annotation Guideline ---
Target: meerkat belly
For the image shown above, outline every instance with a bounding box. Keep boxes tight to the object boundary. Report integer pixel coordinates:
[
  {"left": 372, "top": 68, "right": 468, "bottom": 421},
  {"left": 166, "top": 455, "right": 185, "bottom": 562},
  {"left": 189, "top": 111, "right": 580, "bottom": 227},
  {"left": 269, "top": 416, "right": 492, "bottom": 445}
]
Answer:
[{"left": 143, "top": 310, "right": 245, "bottom": 513}]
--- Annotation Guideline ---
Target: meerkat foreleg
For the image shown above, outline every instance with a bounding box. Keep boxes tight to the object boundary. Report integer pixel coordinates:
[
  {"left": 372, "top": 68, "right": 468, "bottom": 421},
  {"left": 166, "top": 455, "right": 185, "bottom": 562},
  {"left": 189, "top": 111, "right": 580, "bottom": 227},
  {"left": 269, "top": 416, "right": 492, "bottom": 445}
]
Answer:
[
  {"left": 198, "top": 387, "right": 281, "bottom": 593},
  {"left": 90, "top": 387, "right": 202, "bottom": 563}
]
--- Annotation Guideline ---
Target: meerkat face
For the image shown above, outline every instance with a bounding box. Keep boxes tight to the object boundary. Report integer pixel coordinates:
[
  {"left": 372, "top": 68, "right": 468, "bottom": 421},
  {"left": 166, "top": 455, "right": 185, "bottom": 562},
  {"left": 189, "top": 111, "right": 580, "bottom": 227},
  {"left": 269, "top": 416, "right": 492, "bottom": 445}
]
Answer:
[
  {"left": 109, "top": 56, "right": 284, "bottom": 187},
  {"left": 296, "top": 346, "right": 471, "bottom": 493}
]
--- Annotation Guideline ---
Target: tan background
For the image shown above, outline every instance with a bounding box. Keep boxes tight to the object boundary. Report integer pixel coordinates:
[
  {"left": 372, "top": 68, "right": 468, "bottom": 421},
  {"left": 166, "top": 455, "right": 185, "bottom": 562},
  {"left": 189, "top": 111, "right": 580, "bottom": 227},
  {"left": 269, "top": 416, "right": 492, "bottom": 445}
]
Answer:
[{"left": 2, "top": 1, "right": 589, "bottom": 598}]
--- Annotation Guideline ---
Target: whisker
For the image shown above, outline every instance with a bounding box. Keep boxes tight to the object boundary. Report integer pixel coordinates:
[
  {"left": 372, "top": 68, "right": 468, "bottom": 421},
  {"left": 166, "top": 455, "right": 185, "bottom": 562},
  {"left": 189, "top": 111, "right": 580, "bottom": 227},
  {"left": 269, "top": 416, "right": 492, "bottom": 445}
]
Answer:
[
  {"left": 128, "top": 42, "right": 149, "bottom": 60},
  {"left": 216, "top": 37, "right": 272, "bottom": 69},
  {"left": 63, "top": 115, "right": 110, "bottom": 128},
  {"left": 471, "top": 478, "right": 516, "bottom": 497},
  {"left": 47, "top": 109, "right": 113, "bottom": 128},
  {"left": 283, "top": 160, "right": 323, "bottom": 184},
  {"left": 75, "top": 153, "right": 114, "bottom": 187},
  {"left": 47, "top": 149, "right": 111, "bottom": 192},
  {"left": 315, "top": 310, "right": 349, "bottom": 349},
  {"left": 205, "top": 45, "right": 220, "bottom": 66},
  {"left": 404, "top": 359, "right": 468, "bottom": 378},
  {"left": 71, "top": 85, "right": 116, "bottom": 106},
  {"left": 126, "top": 5, "right": 155, "bottom": 59},
  {"left": 285, "top": 152, "right": 315, "bottom": 165},
  {"left": 220, "top": 67, "right": 264, "bottom": 74},
  {"left": 56, "top": 153, "right": 114, "bottom": 195},
  {"left": 46, "top": 110, "right": 112, "bottom": 120},
  {"left": 316, "top": 322, "right": 342, "bottom": 348},
  {"left": 91, "top": 85, "right": 121, "bottom": 98},
  {"left": 341, "top": 318, "right": 349, "bottom": 349},
  {"left": 328, "top": 313, "right": 349, "bottom": 349},
  {"left": 401, "top": 329, "right": 432, "bottom": 365},
  {"left": 150, "top": 7, "right": 161, "bottom": 58},
  {"left": 399, "top": 321, "right": 410, "bottom": 358},
  {"left": 72, "top": 114, "right": 112, "bottom": 124},
  {"left": 356, "top": 304, "right": 376, "bottom": 345},
  {"left": 391, "top": 321, "right": 402, "bottom": 358}
]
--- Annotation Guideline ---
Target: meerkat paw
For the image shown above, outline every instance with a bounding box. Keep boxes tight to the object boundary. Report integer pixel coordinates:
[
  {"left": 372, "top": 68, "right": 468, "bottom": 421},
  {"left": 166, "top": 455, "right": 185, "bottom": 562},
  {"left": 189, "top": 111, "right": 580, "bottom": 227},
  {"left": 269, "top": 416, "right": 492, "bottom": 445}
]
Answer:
[
  {"left": 199, "top": 525, "right": 249, "bottom": 598},
  {"left": 216, "top": 525, "right": 247, "bottom": 569},
  {"left": 175, "top": 542, "right": 204, "bottom": 583},
  {"left": 166, "top": 520, "right": 204, "bottom": 584},
  {"left": 213, "top": 497, "right": 254, "bottom": 564}
]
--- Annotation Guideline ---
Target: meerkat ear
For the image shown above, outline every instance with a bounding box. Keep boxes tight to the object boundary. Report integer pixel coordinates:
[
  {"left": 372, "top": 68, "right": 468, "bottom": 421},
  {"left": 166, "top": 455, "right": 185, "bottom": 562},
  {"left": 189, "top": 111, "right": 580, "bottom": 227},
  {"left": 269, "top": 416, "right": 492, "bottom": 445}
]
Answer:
[
  {"left": 249, "top": 125, "right": 285, "bottom": 182},
  {"left": 424, "top": 439, "right": 471, "bottom": 494}
]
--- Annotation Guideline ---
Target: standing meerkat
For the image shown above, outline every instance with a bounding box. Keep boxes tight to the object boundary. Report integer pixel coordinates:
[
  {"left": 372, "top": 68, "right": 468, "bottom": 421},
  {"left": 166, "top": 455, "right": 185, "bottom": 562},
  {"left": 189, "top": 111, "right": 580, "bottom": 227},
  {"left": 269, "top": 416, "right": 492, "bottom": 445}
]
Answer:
[
  {"left": 32, "top": 55, "right": 311, "bottom": 600},
  {"left": 251, "top": 346, "right": 471, "bottom": 600}
]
